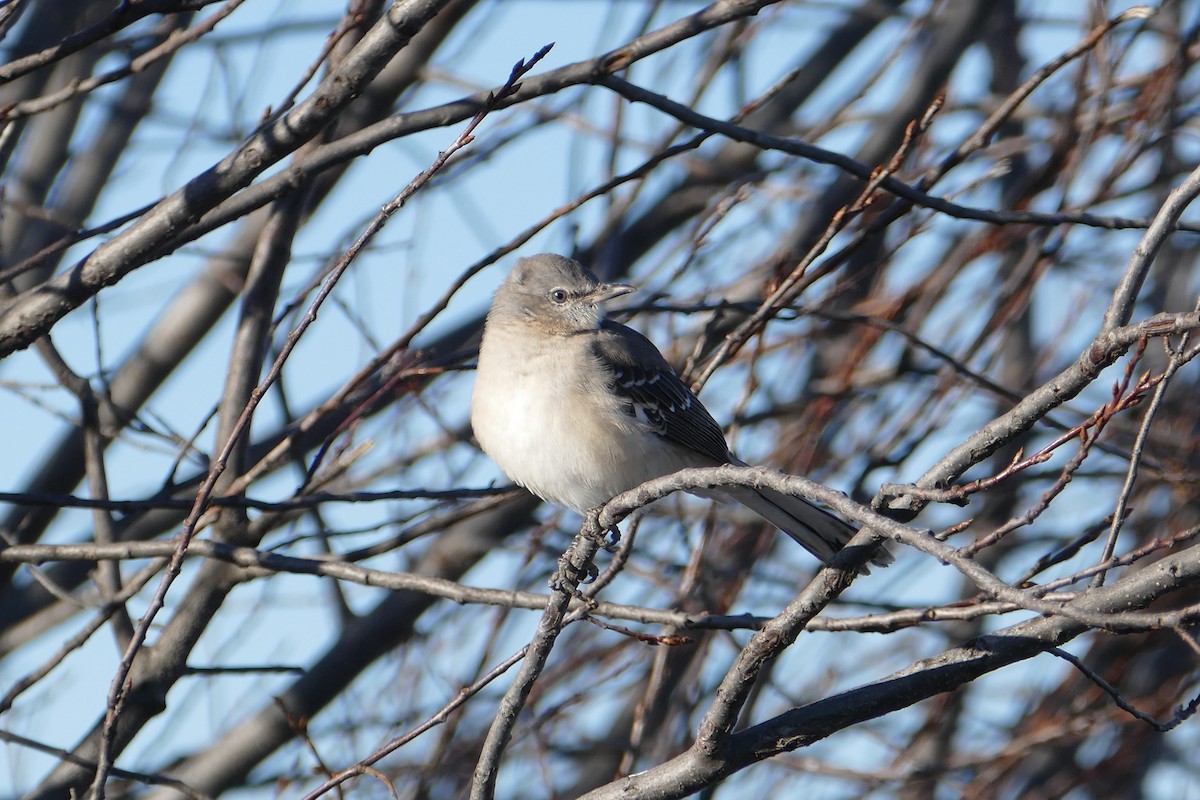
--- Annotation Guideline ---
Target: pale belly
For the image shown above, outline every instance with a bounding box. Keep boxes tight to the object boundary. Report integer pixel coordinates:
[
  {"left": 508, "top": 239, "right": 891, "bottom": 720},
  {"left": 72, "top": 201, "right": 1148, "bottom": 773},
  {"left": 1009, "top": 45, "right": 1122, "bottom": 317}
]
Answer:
[{"left": 471, "top": 338, "right": 679, "bottom": 512}]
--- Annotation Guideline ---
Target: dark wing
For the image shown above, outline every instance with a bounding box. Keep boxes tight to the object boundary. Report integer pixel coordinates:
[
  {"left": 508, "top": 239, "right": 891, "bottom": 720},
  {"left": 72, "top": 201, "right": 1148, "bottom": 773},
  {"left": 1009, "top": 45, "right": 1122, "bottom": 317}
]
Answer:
[{"left": 590, "top": 320, "right": 730, "bottom": 464}]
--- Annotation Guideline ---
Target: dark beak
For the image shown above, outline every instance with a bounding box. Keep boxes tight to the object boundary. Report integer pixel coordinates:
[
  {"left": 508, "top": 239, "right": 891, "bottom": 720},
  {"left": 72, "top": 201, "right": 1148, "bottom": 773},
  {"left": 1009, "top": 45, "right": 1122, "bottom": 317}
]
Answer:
[{"left": 588, "top": 282, "right": 635, "bottom": 304}]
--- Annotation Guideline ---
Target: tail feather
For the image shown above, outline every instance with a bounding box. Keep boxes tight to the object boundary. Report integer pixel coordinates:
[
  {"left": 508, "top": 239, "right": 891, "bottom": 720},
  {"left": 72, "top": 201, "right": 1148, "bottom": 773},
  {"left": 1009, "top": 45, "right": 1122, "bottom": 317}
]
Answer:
[{"left": 720, "top": 484, "right": 894, "bottom": 570}]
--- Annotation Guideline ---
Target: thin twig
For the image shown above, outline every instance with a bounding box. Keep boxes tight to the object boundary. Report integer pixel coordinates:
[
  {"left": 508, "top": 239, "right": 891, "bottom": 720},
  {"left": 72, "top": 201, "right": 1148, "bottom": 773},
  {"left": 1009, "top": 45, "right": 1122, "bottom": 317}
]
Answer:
[
  {"left": 1050, "top": 647, "right": 1200, "bottom": 732},
  {"left": 0, "top": 1, "right": 247, "bottom": 122},
  {"left": 598, "top": 463, "right": 1200, "bottom": 633},
  {"left": 1092, "top": 296, "right": 1200, "bottom": 585}
]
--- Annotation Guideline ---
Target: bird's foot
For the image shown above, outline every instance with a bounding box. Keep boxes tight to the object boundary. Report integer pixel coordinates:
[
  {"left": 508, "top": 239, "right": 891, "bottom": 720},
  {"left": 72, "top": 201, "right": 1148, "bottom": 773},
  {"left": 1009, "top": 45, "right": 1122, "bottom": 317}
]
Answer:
[{"left": 551, "top": 558, "right": 599, "bottom": 591}]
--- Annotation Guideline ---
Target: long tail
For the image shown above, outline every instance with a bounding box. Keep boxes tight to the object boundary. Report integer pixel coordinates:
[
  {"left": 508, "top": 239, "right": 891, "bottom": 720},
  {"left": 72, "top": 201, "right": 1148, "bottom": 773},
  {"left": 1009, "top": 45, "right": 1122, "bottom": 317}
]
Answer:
[{"left": 720, "top": 483, "right": 894, "bottom": 569}]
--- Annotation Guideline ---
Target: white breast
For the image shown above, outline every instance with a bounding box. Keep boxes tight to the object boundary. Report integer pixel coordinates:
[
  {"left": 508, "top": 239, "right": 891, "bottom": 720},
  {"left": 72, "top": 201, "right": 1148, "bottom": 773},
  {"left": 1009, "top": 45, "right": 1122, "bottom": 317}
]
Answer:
[{"left": 471, "top": 325, "right": 676, "bottom": 513}]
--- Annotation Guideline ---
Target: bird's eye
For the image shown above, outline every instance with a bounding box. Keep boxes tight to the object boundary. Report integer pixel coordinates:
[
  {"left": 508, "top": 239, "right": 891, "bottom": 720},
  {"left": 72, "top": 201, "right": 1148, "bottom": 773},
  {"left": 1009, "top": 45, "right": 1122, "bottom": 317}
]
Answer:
[{"left": 549, "top": 289, "right": 568, "bottom": 304}]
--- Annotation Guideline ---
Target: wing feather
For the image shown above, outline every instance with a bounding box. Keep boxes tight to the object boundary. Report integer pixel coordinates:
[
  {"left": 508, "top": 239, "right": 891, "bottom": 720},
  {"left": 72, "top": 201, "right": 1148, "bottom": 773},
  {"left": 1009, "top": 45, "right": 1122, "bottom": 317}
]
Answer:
[{"left": 590, "top": 320, "right": 730, "bottom": 464}]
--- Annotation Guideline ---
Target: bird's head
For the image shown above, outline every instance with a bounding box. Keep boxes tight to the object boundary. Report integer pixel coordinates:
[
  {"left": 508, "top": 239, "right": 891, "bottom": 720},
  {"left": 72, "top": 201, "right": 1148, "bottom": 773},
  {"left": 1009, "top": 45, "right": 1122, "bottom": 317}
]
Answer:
[{"left": 492, "top": 253, "right": 634, "bottom": 335}]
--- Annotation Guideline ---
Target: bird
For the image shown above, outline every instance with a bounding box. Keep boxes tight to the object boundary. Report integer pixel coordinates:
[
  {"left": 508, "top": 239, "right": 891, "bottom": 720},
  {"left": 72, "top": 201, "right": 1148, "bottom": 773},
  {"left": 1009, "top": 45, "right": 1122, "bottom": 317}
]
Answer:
[{"left": 470, "top": 253, "right": 889, "bottom": 568}]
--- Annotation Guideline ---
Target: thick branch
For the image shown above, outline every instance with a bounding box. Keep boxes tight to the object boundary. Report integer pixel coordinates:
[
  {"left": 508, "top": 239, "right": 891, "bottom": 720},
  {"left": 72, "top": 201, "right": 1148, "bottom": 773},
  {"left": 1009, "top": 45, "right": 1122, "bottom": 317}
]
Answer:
[{"left": 578, "top": 544, "right": 1200, "bottom": 800}]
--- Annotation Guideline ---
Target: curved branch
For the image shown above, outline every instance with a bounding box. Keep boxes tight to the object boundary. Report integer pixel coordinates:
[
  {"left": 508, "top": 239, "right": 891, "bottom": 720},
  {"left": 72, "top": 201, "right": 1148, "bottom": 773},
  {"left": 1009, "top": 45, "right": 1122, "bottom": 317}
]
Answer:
[{"left": 578, "top": 544, "right": 1200, "bottom": 800}]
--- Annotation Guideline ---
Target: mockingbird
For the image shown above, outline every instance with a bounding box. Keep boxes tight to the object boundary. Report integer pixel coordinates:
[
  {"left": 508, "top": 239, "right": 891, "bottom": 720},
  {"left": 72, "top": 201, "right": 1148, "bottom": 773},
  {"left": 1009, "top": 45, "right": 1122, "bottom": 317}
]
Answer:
[{"left": 471, "top": 253, "right": 888, "bottom": 567}]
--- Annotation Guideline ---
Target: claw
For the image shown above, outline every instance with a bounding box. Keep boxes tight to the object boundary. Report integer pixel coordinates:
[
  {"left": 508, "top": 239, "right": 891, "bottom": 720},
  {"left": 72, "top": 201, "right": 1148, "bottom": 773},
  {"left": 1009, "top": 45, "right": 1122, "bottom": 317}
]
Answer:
[{"left": 603, "top": 527, "right": 621, "bottom": 552}]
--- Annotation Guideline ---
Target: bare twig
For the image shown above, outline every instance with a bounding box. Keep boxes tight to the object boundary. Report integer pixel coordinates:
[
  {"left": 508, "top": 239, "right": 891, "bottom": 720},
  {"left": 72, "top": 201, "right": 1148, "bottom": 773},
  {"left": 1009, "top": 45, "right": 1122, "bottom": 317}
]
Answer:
[
  {"left": 0, "top": 1, "right": 247, "bottom": 122},
  {"left": 594, "top": 74, "right": 1200, "bottom": 236},
  {"left": 598, "top": 463, "right": 1200, "bottom": 633},
  {"left": 885, "top": 304, "right": 1199, "bottom": 517},
  {"left": 1092, "top": 296, "right": 1200, "bottom": 584},
  {"left": 1050, "top": 647, "right": 1200, "bottom": 732}
]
